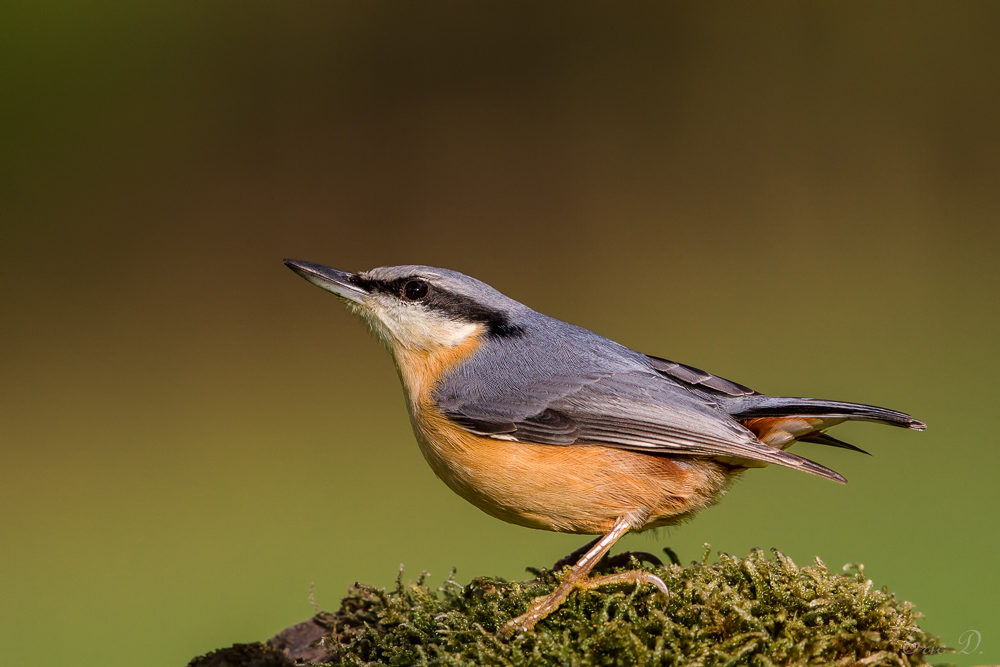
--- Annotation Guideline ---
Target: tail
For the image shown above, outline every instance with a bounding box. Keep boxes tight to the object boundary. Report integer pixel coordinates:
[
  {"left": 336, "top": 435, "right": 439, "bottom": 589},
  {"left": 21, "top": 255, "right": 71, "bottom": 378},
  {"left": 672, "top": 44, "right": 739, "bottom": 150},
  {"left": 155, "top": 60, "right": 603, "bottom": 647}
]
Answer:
[
  {"left": 729, "top": 396, "right": 925, "bottom": 456},
  {"left": 733, "top": 396, "right": 925, "bottom": 429}
]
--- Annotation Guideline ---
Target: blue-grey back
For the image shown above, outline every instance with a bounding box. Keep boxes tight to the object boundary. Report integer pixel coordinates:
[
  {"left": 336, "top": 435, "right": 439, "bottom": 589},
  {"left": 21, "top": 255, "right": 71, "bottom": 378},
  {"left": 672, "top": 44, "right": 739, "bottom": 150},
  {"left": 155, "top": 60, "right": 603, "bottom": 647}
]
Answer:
[{"left": 433, "top": 310, "right": 653, "bottom": 419}]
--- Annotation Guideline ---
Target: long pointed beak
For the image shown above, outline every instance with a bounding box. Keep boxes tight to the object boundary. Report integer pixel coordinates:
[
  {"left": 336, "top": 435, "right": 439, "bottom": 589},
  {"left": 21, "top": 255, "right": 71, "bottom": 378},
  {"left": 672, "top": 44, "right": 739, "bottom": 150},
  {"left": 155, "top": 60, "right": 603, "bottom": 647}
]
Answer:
[{"left": 283, "top": 259, "right": 368, "bottom": 304}]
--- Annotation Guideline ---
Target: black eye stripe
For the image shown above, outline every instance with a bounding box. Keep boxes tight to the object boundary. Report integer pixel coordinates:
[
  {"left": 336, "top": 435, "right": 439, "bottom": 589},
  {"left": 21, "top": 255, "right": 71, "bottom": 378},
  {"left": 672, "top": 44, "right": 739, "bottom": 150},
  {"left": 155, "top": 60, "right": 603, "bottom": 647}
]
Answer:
[
  {"left": 362, "top": 275, "right": 525, "bottom": 339},
  {"left": 422, "top": 290, "right": 524, "bottom": 338},
  {"left": 347, "top": 274, "right": 376, "bottom": 291}
]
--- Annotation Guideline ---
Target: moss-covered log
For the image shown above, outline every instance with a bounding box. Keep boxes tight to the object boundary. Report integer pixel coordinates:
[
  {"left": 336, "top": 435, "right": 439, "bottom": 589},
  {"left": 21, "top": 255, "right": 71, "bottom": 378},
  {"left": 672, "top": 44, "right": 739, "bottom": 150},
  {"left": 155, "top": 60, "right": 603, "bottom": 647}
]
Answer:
[{"left": 190, "top": 547, "right": 950, "bottom": 666}]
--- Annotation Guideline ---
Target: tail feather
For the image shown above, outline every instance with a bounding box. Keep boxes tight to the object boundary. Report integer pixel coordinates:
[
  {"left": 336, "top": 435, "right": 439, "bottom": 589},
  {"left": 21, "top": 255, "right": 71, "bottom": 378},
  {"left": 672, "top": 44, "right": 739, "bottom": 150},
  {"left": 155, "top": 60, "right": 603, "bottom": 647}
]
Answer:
[
  {"left": 799, "top": 431, "right": 872, "bottom": 456},
  {"left": 732, "top": 396, "right": 925, "bottom": 431}
]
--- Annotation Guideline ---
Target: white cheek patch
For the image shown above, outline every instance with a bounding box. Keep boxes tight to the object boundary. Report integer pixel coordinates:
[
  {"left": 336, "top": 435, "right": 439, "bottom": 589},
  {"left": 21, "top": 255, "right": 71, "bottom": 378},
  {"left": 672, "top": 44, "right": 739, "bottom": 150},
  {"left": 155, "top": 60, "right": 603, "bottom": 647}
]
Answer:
[
  {"left": 364, "top": 300, "right": 481, "bottom": 351},
  {"left": 415, "top": 316, "right": 481, "bottom": 348}
]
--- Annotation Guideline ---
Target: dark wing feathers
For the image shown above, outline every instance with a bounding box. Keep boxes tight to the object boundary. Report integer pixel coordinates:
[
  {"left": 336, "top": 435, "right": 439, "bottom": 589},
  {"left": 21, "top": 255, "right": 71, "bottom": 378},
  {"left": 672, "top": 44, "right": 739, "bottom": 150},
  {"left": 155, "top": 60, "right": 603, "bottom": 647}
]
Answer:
[
  {"left": 646, "top": 355, "right": 757, "bottom": 397},
  {"left": 439, "top": 369, "right": 846, "bottom": 483}
]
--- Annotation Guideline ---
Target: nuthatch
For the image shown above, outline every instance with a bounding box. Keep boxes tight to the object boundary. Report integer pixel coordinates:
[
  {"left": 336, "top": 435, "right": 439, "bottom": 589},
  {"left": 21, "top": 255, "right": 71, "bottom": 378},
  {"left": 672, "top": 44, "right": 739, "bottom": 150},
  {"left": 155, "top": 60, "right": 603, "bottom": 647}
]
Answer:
[{"left": 284, "top": 260, "right": 924, "bottom": 637}]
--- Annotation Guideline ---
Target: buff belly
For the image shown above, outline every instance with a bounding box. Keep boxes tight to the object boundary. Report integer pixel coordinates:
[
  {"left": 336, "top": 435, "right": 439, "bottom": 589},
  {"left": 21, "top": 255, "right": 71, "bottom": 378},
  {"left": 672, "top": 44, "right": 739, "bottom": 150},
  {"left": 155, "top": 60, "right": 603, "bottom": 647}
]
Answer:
[{"left": 410, "top": 408, "right": 737, "bottom": 535}]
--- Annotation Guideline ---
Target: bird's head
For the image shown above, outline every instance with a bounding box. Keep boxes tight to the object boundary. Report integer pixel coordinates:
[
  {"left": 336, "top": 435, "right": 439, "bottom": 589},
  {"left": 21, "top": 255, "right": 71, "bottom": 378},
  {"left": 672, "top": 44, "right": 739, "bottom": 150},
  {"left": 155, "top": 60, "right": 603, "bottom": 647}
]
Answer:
[{"left": 284, "top": 260, "right": 527, "bottom": 355}]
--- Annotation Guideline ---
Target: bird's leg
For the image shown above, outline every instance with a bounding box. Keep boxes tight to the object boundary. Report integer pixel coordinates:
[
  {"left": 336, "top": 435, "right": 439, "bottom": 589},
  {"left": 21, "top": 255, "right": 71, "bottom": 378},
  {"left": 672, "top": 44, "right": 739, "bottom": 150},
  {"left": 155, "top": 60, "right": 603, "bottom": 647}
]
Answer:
[
  {"left": 550, "top": 535, "right": 602, "bottom": 571},
  {"left": 499, "top": 516, "right": 668, "bottom": 639}
]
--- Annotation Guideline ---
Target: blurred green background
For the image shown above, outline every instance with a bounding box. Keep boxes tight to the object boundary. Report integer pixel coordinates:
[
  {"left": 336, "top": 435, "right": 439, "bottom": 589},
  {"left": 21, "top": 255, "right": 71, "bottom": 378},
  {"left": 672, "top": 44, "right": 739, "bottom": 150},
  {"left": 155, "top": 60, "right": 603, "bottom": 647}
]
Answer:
[{"left": 2, "top": 2, "right": 998, "bottom": 665}]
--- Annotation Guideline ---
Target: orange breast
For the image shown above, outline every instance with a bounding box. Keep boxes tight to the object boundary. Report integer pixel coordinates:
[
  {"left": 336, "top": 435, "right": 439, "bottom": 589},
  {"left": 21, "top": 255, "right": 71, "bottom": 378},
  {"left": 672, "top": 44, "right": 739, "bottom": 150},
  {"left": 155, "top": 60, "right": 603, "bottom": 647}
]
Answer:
[{"left": 413, "top": 410, "right": 737, "bottom": 534}]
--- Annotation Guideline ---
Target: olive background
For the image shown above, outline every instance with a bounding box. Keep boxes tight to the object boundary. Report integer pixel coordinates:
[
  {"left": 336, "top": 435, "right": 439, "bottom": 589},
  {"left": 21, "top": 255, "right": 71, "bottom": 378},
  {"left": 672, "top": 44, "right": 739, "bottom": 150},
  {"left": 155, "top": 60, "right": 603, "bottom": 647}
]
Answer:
[{"left": 2, "top": 3, "right": 998, "bottom": 666}]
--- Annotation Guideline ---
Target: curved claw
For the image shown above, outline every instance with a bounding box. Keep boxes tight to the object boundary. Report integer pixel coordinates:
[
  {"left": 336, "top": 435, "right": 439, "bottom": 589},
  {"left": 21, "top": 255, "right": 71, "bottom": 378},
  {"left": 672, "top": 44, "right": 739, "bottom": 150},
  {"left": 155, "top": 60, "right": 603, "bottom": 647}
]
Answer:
[{"left": 583, "top": 570, "right": 670, "bottom": 599}]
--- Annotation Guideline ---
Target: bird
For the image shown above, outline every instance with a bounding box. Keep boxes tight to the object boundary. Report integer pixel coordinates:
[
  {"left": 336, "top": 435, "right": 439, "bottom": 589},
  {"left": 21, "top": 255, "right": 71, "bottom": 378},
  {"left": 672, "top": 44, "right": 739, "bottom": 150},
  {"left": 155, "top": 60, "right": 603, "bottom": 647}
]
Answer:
[{"left": 283, "top": 259, "right": 925, "bottom": 638}]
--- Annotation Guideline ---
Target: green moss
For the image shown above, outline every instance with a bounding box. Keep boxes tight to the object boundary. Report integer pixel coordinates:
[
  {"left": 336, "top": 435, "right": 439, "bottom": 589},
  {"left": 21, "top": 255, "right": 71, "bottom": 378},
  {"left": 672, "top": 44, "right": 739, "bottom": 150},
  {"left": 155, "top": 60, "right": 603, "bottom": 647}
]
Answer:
[{"left": 192, "top": 548, "right": 950, "bottom": 667}]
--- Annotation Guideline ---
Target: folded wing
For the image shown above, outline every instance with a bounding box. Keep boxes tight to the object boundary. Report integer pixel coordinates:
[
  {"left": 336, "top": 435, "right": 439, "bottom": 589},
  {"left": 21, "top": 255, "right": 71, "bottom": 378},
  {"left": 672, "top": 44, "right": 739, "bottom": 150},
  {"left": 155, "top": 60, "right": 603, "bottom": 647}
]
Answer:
[{"left": 439, "top": 368, "right": 847, "bottom": 483}]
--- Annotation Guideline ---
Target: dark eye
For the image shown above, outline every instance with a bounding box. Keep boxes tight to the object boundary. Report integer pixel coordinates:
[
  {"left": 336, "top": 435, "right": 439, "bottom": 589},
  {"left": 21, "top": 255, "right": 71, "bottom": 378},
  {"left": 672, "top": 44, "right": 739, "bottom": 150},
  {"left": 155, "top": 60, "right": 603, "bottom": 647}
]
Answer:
[{"left": 402, "top": 280, "right": 429, "bottom": 301}]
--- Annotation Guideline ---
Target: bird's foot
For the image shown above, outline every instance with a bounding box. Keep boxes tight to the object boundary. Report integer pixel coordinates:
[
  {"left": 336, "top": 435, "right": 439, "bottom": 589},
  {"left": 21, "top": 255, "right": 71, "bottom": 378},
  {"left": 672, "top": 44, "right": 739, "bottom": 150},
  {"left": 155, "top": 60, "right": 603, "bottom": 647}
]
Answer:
[
  {"left": 498, "top": 569, "right": 669, "bottom": 639},
  {"left": 580, "top": 569, "right": 669, "bottom": 597}
]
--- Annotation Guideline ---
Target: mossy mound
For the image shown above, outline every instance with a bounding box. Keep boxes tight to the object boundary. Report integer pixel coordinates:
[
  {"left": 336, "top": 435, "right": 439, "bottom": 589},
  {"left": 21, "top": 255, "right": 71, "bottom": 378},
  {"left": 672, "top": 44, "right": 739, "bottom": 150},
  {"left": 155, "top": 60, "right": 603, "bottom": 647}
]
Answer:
[{"left": 191, "top": 547, "right": 949, "bottom": 666}]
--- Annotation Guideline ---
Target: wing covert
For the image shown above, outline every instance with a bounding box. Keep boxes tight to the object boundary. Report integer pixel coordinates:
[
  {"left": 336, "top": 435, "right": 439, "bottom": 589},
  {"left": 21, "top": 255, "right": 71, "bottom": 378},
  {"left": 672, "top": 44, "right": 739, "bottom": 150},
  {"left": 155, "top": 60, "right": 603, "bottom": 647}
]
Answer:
[{"left": 645, "top": 355, "right": 757, "bottom": 397}]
